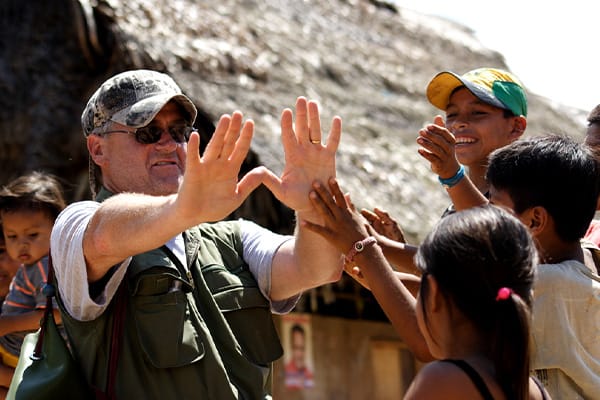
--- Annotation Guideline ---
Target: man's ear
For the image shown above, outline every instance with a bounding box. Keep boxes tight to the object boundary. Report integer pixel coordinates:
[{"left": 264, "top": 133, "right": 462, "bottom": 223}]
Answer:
[
  {"left": 510, "top": 115, "right": 527, "bottom": 140},
  {"left": 87, "top": 135, "right": 106, "bottom": 166}
]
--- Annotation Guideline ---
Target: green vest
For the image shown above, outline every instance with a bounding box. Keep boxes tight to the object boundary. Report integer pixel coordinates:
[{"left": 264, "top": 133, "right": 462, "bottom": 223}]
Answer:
[{"left": 56, "top": 188, "right": 283, "bottom": 399}]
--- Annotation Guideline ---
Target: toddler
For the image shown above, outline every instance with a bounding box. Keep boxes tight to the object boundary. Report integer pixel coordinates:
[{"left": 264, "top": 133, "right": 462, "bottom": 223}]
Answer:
[{"left": 0, "top": 172, "right": 65, "bottom": 373}]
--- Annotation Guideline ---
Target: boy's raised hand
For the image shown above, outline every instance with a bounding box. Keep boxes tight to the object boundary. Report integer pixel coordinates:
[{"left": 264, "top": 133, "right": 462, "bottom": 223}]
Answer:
[{"left": 416, "top": 115, "right": 462, "bottom": 179}]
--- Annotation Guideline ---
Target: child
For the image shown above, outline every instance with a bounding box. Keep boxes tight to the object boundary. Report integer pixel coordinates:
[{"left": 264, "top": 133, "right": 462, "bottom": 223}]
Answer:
[
  {"left": 361, "top": 67, "right": 528, "bottom": 273},
  {"left": 0, "top": 226, "right": 19, "bottom": 306},
  {"left": 583, "top": 104, "right": 600, "bottom": 246},
  {"left": 0, "top": 171, "right": 66, "bottom": 375},
  {"left": 0, "top": 227, "right": 19, "bottom": 398},
  {"left": 486, "top": 134, "right": 600, "bottom": 399},
  {"left": 304, "top": 179, "right": 549, "bottom": 399},
  {"left": 417, "top": 66, "right": 527, "bottom": 212},
  {"left": 584, "top": 103, "right": 600, "bottom": 149}
]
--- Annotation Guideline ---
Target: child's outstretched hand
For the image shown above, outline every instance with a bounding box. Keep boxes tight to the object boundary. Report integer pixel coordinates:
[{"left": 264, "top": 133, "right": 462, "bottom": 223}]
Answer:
[
  {"left": 416, "top": 115, "right": 462, "bottom": 179},
  {"left": 360, "top": 207, "right": 406, "bottom": 243},
  {"left": 303, "top": 178, "right": 371, "bottom": 260}
]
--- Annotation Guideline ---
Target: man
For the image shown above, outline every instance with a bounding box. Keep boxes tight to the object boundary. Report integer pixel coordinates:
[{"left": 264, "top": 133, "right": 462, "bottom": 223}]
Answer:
[{"left": 50, "top": 69, "right": 344, "bottom": 399}]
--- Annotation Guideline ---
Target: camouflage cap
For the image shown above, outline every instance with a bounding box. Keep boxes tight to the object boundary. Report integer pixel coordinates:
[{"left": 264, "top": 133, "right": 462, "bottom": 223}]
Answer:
[{"left": 81, "top": 69, "right": 197, "bottom": 136}]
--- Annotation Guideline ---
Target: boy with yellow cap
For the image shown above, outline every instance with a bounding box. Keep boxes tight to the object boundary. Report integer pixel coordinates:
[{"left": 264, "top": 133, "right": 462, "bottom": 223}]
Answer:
[
  {"left": 359, "top": 67, "right": 528, "bottom": 272},
  {"left": 417, "top": 67, "right": 528, "bottom": 213}
]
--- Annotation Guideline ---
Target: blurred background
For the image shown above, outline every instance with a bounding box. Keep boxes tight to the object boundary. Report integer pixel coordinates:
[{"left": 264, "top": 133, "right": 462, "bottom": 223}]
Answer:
[{"left": 0, "top": 1, "right": 589, "bottom": 398}]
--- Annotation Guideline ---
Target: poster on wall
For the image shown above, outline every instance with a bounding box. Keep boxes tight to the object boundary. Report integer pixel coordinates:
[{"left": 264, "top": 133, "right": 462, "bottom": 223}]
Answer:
[{"left": 281, "top": 313, "right": 315, "bottom": 390}]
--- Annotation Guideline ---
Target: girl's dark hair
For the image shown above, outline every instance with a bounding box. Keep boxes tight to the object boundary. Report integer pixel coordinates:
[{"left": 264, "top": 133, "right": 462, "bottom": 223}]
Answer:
[
  {"left": 415, "top": 205, "right": 537, "bottom": 400},
  {"left": 0, "top": 171, "right": 66, "bottom": 221}
]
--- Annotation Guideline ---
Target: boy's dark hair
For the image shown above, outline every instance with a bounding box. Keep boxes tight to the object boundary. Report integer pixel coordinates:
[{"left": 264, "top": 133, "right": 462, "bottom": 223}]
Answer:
[
  {"left": 0, "top": 171, "right": 66, "bottom": 221},
  {"left": 486, "top": 135, "right": 600, "bottom": 242},
  {"left": 415, "top": 205, "right": 537, "bottom": 400},
  {"left": 588, "top": 104, "right": 600, "bottom": 126}
]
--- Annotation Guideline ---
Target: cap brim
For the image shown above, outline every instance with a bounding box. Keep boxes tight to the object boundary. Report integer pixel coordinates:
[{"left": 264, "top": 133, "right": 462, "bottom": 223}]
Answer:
[
  {"left": 426, "top": 72, "right": 464, "bottom": 111},
  {"left": 426, "top": 71, "right": 508, "bottom": 112},
  {"left": 110, "top": 93, "right": 197, "bottom": 128}
]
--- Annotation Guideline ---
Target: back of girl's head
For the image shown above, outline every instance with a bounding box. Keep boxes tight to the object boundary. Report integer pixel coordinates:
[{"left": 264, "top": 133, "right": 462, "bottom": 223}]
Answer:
[
  {"left": 0, "top": 171, "right": 66, "bottom": 221},
  {"left": 415, "top": 205, "right": 537, "bottom": 399}
]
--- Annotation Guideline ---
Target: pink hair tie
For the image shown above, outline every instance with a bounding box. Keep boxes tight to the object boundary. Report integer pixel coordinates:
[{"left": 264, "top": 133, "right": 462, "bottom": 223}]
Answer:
[{"left": 495, "top": 287, "right": 513, "bottom": 301}]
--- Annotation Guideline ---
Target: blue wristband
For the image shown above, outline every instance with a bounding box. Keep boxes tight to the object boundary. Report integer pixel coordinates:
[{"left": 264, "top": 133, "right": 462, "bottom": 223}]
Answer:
[{"left": 438, "top": 165, "right": 465, "bottom": 189}]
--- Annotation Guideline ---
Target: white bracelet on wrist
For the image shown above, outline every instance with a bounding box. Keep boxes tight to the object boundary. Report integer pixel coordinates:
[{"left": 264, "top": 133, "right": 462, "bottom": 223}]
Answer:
[{"left": 345, "top": 236, "right": 377, "bottom": 263}]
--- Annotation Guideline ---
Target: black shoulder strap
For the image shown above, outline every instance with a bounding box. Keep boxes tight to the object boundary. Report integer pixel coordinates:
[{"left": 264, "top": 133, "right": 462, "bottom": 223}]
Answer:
[
  {"left": 441, "top": 359, "right": 495, "bottom": 400},
  {"left": 32, "top": 255, "right": 56, "bottom": 359},
  {"left": 49, "top": 249, "right": 126, "bottom": 400},
  {"left": 104, "top": 280, "right": 127, "bottom": 400}
]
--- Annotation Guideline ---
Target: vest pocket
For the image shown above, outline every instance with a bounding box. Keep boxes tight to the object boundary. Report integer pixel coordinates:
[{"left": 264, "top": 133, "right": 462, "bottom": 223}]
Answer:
[
  {"left": 131, "top": 272, "right": 205, "bottom": 368},
  {"left": 203, "top": 264, "right": 283, "bottom": 365},
  {"left": 214, "top": 286, "right": 284, "bottom": 365}
]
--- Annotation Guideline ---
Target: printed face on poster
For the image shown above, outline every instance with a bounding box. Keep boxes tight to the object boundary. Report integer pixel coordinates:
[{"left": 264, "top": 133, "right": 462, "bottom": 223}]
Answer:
[{"left": 281, "top": 313, "right": 315, "bottom": 390}]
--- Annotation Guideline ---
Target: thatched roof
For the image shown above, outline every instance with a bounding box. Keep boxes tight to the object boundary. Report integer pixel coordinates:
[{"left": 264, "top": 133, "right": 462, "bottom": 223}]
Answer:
[{"left": 0, "top": 0, "right": 587, "bottom": 317}]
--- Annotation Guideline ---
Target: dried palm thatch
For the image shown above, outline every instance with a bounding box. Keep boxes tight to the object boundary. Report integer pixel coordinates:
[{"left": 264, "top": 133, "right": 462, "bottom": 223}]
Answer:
[{"left": 0, "top": 0, "right": 587, "bottom": 317}]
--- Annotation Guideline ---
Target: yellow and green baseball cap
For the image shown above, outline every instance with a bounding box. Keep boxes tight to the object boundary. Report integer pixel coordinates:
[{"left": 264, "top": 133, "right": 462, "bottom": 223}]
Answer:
[{"left": 426, "top": 67, "right": 527, "bottom": 117}]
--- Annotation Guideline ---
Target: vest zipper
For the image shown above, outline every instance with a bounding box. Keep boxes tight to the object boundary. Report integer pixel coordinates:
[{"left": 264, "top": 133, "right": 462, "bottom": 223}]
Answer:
[{"left": 160, "top": 245, "right": 195, "bottom": 290}]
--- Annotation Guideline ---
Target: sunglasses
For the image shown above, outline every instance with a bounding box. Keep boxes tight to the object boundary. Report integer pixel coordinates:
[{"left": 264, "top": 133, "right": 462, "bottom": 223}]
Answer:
[{"left": 103, "top": 123, "right": 197, "bottom": 144}]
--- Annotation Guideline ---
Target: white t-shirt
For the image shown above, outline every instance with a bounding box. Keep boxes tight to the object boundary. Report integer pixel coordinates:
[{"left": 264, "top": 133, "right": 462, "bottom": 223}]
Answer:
[
  {"left": 50, "top": 201, "right": 298, "bottom": 321},
  {"left": 531, "top": 259, "right": 600, "bottom": 399}
]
